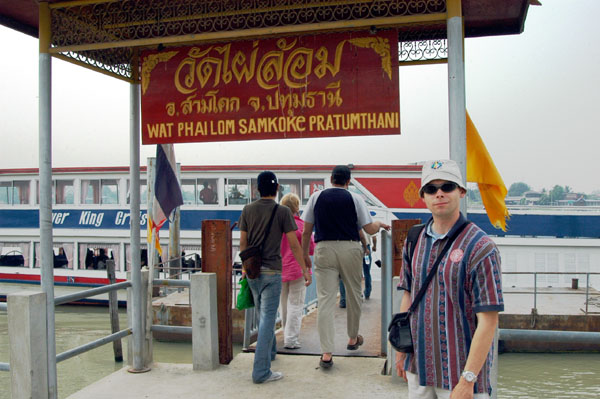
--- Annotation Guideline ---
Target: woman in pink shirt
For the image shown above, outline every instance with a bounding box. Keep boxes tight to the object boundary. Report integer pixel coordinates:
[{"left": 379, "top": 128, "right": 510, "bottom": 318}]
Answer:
[{"left": 280, "top": 193, "right": 315, "bottom": 349}]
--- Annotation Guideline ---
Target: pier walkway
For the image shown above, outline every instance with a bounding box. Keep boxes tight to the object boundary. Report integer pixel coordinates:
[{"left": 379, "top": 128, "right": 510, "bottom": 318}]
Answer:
[
  {"left": 68, "top": 355, "right": 406, "bottom": 398},
  {"left": 62, "top": 278, "right": 598, "bottom": 398},
  {"left": 69, "top": 280, "right": 407, "bottom": 398}
]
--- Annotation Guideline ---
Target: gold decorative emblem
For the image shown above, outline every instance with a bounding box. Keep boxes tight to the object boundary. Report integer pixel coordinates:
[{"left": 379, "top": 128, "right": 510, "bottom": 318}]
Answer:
[
  {"left": 403, "top": 180, "right": 420, "bottom": 207},
  {"left": 347, "top": 37, "right": 392, "bottom": 80},
  {"left": 141, "top": 51, "right": 179, "bottom": 95}
]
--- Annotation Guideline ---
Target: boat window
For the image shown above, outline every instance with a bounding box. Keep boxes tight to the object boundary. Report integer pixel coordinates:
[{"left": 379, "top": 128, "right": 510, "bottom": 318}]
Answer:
[
  {"left": 124, "top": 244, "right": 148, "bottom": 271},
  {"left": 278, "top": 179, "right": 300, "bottom": 201},
  {"left": 0, "top": 243, "right": 29, "bottom": 267},
  {"left": 101, "top": 179, "right": 119, "bottom": 204},
  {"left": 0, "top": 180, "right": 30, "bottom": 205},
  {"left": 33, "top": 243, "right": 75, "bottom": 269},
  {"left": 81, "top": 179, "right": 101, "bottom": 204},
  {"left": 55, "top": 180, "right": 74, "bottom": 204},
  {"left": 0, "top": 181, "right": 9, "bottom": 204},
  {"left": 78, "top": 243, "right": 120, "bottom": 271},
  {"left": 197, "top": 178, "right": 218, "bottom": 204},
  {"left": 181, "top": 246, "right": 202, "bottom": 272},
  {"left": 249, "top": 179, "right": 261, "bottom": 201},
  {"left": 181, "top": 179, "right": 196, "bottom": 205},
  {"left": 126, "top": 179, "right": 147, "bottom": 205},
  {"left": 226, "top": 178, "right": 250, "bottom": 205},
  {"left": 301, "top": 178, "right": 325, "bottom": 204},
  {"left": 348, "top": 183, "right": 377, "bottom": 206}
]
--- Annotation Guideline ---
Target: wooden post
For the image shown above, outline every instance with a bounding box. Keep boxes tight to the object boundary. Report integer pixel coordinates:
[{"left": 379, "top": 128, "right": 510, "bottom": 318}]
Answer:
[
  {"left": 392, "top": 219, "right": 421, "bottom": 277},
  {"left": 201, "top": 220, "right": 233, "bottom": 364},
  {"left": 107, "top": 260, "right": 123, "bottom": 362}
]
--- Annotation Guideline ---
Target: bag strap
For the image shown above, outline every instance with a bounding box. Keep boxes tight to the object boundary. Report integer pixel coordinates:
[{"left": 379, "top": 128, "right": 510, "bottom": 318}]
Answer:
[
  {"left": 407, "top": 220, "right": 470, "bottom": 315},
  {"left": 259, "top": 204, "right": 279, "bottom": 251},
  {"left": 407, "top": 223, "right": 426, "bottom": 266}
]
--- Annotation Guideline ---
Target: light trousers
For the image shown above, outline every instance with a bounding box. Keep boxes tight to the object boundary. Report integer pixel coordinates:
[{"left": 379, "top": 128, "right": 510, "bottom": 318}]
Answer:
[
  {"left": 407, "top": 372, "right": 490, "bottom": 399},
  {"left": 280, "top": 276, "right": 306, "bottom": 346},
  {"left": 314, "top": 240, "right": 363, "bottom": 354}
]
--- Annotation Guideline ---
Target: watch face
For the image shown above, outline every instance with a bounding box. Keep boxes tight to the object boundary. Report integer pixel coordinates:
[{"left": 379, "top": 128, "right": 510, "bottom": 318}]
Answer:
[{"left": 462, "top": 371, "right": 477, "bottom": 382}]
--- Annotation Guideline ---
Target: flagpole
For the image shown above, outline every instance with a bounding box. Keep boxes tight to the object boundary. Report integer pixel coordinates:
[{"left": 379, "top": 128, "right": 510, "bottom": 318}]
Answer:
[{"left": 146, "top": 226, "right": 156, "bottom": 344}]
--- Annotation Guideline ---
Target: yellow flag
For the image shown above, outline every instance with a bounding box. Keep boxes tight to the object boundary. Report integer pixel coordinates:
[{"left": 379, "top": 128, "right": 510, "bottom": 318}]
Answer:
[
  {"left": 466, "top": 111, "right": 510, "bottom": 231},
  {"left": 146, "top": 216, "right": 163, "bottom": 256}
]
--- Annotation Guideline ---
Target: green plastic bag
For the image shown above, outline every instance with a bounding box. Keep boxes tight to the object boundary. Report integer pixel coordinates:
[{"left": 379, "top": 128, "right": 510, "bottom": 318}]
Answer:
[{"left": 236, "top": 277, "right": 255, "bottom": 310}]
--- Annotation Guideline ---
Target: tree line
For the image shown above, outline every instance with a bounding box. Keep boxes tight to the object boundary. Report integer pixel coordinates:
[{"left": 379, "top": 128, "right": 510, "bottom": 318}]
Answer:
[{"left": 466, "top": 182, "right": 598, "bottom": 206}]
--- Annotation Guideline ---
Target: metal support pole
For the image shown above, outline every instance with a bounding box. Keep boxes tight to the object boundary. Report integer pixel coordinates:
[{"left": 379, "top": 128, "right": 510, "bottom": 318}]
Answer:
[
  {"left": 585, "top": 273, "right": 590, "bottom": 314},
  {"left": 491, "top": 328, "right": 499, "bottom": 399},
  {"left": 128, "top": 50, "right": 146, "bottom": 372},
  {"left": 533, "top": 273, "right": 537, "bottom": 311},
  {"left": 380, "top": 230, "right": 393, "bottom": 355},
  {"left": 388, "top": 276, "right": 402, "bottom": 377},
  {"left": 39, "top": 2, "right": 57, "bottom": 397},
  {"left": 447, "top": 0, "right": 467, "bottom": 216},
  {"left": 168, "top": 164, "right": 182, "bottom": 279}
]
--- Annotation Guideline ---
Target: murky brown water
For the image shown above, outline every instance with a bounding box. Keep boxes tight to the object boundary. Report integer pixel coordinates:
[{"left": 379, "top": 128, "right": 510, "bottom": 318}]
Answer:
[{"left": 1, "top": 307, "right": 598, "bottom": 398}]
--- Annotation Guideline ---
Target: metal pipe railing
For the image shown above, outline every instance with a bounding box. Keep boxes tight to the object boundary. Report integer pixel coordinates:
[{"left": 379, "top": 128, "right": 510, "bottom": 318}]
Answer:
[
  {"left": 0, "top": 303, "right": 7, "bottom": 311},
  {"left": 0, "top": 362, "right": 9, "bottom": 372},
  {"left": 54, "top": 281, "right": 131, "bottom": 306},
  {"left": 380, "top": 230, "right": 392, "bottom": 355},
  {"left": 151, "top": 325, "right": 192, "bottom": 335},
  {"left": 499, "top": 328, "right": 600, "bottom": 344},
  {"left": 153, "top": 279, "right": 191, "bottom": 288},
  {"left": 503, "top": 271, "right": 600, "bottom": 314},
  {"left": 56, "top": 328, "right": 132, "bottom": 363}
]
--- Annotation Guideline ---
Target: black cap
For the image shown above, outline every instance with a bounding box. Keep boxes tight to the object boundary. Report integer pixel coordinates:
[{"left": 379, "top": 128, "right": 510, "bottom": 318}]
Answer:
[
  {"left": 257, "top": 171, "right": 278, "bottom": 196},
  {"left": 331, "top": 165, "right": 351, "bottom": 185}
]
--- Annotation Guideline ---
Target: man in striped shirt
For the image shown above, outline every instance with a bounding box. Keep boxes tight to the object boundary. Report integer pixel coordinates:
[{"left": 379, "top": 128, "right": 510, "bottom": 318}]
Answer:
[{"left": 396, "top": 159, "right": 504, "bottom": 399}]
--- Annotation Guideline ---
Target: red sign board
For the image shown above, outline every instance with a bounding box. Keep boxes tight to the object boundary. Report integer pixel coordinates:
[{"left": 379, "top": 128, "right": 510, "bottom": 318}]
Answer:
[{"left": 141, "top": 30, "right": 399, "bottom": 144}]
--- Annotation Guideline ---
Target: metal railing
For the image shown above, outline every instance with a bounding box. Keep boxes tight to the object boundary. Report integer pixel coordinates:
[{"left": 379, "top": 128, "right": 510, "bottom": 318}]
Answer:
[
  {"left": 503, "top": 271, "right": 600, "bottom": 314},
  {"left": 152, "top": 278, "right": 192, "bottom": 336},
  {"left": 1, "top": 276, "right": 131, "bottom": 374}
]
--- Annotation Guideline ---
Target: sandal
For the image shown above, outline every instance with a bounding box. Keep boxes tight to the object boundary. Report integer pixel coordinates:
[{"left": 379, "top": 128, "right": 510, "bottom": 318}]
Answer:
[
  {"left": 319, "top": 355, "right": 333, "bottom": 369},
  {"left": 347, "top": 335, "right": 364, "bottom": 350}
]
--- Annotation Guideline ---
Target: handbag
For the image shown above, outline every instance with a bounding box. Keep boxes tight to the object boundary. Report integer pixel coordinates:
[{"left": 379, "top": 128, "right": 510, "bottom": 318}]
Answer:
[
  {"left": 388, "top": 221, "right": 470, "bottom": 353},
  {"left": 236, "top": 277, "right": 254, "bottom": 310},
  {"left": 239, "top": 204, "right": 278, "bottom": 279}
]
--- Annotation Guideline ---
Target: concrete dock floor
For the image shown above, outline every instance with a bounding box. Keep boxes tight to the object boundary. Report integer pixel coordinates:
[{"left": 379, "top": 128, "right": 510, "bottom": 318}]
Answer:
[{"left": 67, "top": 354, "right": 408, "bottom": 398}]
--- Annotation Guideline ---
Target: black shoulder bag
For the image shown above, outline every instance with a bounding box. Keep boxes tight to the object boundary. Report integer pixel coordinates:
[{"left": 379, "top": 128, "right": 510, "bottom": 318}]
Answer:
[
  {"left": 239, "top": 204, "right": 278, "bottom": 279},
  {"left": 388, "top": 221, "right": 470, "bottom": 353}
]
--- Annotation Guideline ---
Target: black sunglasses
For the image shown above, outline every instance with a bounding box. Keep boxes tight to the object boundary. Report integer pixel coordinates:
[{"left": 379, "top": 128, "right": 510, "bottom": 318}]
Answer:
[{"left": 422, "top": 182, "right": 459, "bottom": 195}]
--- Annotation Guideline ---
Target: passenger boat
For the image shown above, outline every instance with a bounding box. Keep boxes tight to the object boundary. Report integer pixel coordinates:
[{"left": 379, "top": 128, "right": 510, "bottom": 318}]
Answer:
[{"left": 1, "top": 164, "right": 599, "bottom": 297}]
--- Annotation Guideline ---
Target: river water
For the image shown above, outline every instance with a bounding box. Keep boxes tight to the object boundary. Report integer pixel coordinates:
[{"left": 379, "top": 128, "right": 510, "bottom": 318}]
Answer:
[{"left": 1, "top": 307, "right": 599, "bottom": 398}]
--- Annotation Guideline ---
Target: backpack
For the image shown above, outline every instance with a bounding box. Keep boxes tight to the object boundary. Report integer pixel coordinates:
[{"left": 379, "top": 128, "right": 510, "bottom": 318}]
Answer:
[{"left": 406, "top": 223, "right": 426, "bottom": 266}]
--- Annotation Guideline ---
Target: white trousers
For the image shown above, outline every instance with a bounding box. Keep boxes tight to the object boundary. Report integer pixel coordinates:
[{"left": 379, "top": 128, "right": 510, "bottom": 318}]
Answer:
[
  {"left": 280, "top": 276, "right": 306, "bottom": 346},
  {"left": 407, "top": 372, "right": 490, "bottom": 399}
]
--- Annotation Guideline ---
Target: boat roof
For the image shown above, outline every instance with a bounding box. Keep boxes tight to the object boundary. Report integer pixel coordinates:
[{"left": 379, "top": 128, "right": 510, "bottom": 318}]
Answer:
[{"left": 0, "top": 164, "right": 423, "bottom": 176}]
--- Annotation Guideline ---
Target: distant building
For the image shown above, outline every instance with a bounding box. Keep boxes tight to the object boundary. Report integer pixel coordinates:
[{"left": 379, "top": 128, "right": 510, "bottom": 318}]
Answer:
[{"left": 523, "top": 190, "right": 542, "bottom": 205}]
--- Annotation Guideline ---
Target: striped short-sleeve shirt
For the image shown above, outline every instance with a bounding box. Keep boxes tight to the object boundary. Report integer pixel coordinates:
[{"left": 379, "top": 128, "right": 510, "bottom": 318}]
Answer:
[{"left": 398, "top": 214, "right": 504, "bottom": 395}]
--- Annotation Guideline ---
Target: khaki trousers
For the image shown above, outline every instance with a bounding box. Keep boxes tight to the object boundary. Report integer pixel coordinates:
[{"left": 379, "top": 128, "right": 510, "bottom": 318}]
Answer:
[{"left": 314, "top": 240, "right": 363, "bottom": 353}]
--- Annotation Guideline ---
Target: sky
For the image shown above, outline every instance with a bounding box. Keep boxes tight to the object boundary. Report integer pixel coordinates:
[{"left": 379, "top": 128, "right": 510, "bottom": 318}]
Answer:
[{"left": 0, "top": 0, "right": 598, "bottom": 194}]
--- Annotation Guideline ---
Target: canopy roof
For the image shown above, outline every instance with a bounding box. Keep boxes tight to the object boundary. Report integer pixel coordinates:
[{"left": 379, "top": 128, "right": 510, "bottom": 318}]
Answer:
[{"left": 0, "top": 0, "right": 533, "bottom": 81}]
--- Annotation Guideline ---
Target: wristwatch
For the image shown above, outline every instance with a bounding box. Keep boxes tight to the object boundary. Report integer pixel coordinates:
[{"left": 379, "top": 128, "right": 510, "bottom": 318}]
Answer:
[{"left": 461, "top": 370, "right": 477, "bottom": 383}]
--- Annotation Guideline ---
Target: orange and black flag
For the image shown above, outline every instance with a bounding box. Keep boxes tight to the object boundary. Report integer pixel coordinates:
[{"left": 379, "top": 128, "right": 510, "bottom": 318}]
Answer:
[{"left": 466, "top": 111, "right": 510, "bottom": 231}]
